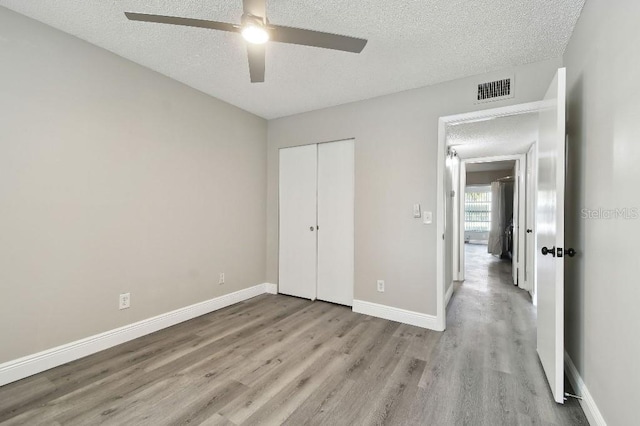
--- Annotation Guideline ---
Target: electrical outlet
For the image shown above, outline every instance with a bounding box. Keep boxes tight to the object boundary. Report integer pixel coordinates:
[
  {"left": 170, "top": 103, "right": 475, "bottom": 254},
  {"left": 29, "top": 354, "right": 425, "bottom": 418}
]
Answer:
[
  {"left": 423, "top": 211, "right": 433, "bottom": 224},
  {"left": 119, "top": 293, "right": 130, "bottom": 310},
  {"left": 219, "top": 272, "right": 225, "bottom": 285},
  {"left": 377, "top": 280, "right": 385, "bottom": 292}
]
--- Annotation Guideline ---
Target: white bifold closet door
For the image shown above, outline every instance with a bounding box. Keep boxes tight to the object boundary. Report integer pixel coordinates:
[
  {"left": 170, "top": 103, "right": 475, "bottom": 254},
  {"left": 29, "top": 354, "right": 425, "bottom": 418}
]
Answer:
[
  {"left": 317, "top": 140, "right": 354, "bottom": 305},
  {"left": 278, "top": 139, "right": 354, "bottom": 306},
  {"left": 278, "top": 144, "right": 318, "bottom": 300}
]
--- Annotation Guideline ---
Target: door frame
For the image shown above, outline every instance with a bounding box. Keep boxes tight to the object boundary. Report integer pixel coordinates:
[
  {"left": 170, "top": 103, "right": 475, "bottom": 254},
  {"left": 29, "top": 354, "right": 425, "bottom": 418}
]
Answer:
[
  {"left": 525, "top": 143, "right": 538, "bottom": 304},
  {"left": 435, "top": 100, "right": 546, "bottom": 331},
  {"left": 456, "top": 160, "right": 466, "bottom": 282}
]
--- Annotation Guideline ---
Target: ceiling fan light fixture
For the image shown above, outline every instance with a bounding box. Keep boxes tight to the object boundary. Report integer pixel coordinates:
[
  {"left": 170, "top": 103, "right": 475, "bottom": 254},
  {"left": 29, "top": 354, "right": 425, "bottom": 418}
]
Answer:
[
  {"left": 242, "top": 25, "right": 269, "bottom": 44},
  {"left": 240, "top": 13, "right": 269, "bottom": 44},
  {"left": 124, "top": 3, "right": 368, "bottom": 83}
]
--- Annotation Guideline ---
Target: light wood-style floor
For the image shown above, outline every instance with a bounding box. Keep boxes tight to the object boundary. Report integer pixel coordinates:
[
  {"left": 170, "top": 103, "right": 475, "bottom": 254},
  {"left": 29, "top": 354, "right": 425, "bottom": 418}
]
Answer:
[{"left": 0, "top": 244, "right": 587, "bottom": 425}]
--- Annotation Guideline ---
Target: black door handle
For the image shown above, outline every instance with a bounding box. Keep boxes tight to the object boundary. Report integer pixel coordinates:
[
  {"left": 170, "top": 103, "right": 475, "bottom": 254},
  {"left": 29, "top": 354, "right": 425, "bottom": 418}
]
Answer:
[
  {"left": 565, "top": 248, "right": 577, "bottom": 257},
  {"left": 541, "top": 246, "right": 556, "bottom": 257},
  {"left": 526, "top": 229, "right": 533, "bottom": 233}
]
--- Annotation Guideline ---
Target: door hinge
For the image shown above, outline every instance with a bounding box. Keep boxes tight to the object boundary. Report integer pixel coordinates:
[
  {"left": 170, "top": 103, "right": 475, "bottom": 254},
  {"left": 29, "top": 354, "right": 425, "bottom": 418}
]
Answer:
[{"left": 564, "top": 392, "right": 583, "bottom": 401}]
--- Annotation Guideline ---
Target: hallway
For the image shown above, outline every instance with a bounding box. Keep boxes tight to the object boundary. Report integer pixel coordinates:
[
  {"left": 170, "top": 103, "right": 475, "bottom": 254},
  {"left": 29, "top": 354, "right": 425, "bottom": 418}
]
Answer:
[{"left": 436, "top": 243, "right": 587, "bottom": 424}]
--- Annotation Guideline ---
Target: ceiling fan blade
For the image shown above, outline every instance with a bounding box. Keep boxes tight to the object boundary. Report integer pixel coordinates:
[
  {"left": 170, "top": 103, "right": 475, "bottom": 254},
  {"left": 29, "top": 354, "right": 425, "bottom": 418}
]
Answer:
[
  {"left": 247, "top": 44, "right": 265, "bottom": 83},
  {"left": 242, "top": 0, "right": 266, "bottom": 18},
  {"left": 270, "top": 25, "right": 367, "bottom": 53},
  {"left": 124, "top": 12, "right": 238, "bottom": 33}
]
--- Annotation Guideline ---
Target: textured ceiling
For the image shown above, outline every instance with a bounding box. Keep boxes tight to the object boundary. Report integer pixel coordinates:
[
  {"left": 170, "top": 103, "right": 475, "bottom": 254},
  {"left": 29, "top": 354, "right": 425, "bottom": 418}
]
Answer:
[
  {"left": 0, "top": 0, "right": 584, "bottom": 119},
  {"left": 447, "top": 112, "right": 538, "bottom": 159}
]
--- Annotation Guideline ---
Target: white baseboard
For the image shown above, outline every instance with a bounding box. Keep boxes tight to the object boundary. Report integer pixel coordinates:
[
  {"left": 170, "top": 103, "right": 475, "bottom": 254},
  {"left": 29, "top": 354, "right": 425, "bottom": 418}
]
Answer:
[
  {"left": 0, "top": 283, "right": 269, "bottom": 387},
  {"left": 264, "top": 283, "right": 278, "bottom": 294},
  {"left": 565, "top": 351, "right": 607, "bottom": 426},
  {"left": 445, "top": 282, "right": 454, "bottom": 307},
  {"left": 352, "top": 300, "right": 439, "bottom": 330}
]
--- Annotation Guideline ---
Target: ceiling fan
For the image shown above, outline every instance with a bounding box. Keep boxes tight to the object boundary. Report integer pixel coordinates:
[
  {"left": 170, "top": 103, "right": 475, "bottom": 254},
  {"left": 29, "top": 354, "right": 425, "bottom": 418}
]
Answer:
[{"left": 125, "top": 0, "right": 368, "bottom": 83}]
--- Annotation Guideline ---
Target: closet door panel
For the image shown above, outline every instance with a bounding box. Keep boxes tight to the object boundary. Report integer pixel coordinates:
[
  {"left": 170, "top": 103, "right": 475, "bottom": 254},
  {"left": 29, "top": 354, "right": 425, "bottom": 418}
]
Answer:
[
  {"left": 278, "top": 145, "right": 318, "bottom": 300},
  {"left": 317, "top": 140, "right": 354, "bottom": 306}
]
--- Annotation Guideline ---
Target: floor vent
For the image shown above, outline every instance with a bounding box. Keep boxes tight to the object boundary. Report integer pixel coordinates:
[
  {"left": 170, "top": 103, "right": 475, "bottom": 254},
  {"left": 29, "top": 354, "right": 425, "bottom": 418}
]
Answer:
[{"left": 476, "top": 77, "right": 514, "bottom": 103}]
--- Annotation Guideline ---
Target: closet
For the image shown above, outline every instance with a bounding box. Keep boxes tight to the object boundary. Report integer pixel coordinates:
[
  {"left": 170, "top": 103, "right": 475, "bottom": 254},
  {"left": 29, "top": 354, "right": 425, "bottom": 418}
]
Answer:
[{"left": 278, "top": 139, "right": 354, "bottom": 306}]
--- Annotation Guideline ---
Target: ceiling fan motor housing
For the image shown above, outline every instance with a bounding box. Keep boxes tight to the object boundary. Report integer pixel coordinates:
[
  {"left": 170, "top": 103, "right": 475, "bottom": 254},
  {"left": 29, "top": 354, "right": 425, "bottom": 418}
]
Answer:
[{"left": 241, "top": 12, "right": 268, "bottom": 28}]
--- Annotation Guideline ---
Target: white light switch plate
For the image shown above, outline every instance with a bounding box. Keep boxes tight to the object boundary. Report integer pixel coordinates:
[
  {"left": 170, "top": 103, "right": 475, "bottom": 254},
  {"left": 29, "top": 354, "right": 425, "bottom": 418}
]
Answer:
[
  {"left": 413, "top": 203, "right": 422, "bottom": 218},
  {"left": 423, "top": 211, "right": 433, "bottom": 224}
]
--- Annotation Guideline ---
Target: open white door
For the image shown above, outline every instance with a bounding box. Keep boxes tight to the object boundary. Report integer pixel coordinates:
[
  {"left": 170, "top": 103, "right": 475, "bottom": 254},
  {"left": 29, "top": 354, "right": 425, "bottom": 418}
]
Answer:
[
  {"left": 451, "top": 155, "right": 461, "bottom": 282},
  {"left": 536, "top": 68, "right": 566, "bottom": 404},
  {"left": 525, "top": 144, "right": 537, "bottom": 300},
  {"left": 457, "top": 161, "right": 466, "bottom": 282},
  {"left": 512, "top": 160, "right": 520, "bottom": 285}
]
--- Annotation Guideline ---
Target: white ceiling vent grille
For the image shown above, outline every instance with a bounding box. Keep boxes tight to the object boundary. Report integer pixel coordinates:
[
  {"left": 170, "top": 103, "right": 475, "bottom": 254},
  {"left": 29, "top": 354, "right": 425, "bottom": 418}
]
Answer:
[{"left": 476, "top": 76, "right": 514, "bottom": 103}]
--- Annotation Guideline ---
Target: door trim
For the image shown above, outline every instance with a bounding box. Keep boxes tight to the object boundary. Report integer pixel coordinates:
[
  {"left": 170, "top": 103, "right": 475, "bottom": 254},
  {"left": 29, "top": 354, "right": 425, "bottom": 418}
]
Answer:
[{"left": 525, "top": 143, "right": 538, "bottom": 303}]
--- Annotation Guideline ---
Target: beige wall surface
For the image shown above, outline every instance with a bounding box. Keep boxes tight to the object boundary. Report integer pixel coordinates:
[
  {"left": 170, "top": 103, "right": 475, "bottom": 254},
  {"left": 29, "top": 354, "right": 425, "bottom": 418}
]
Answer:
[
  {"left": 466, "top": 170, "right": 513, "bottom": 186},
  {"left": 564, "top": 2, "right": 640, "bottom": 425},
  {"left": 267, "top": 58, "right": 562, "bottom": 316},
  {"left": 0, "top": 8, "right": 267, "bottom": 363}
]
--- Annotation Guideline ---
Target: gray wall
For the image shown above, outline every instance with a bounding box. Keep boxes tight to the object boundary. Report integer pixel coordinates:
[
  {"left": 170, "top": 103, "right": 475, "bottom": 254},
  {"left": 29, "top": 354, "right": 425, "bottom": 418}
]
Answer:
[
  {"left": 466, "top": 169, "right": 512, "bottom": 185},
  {"left": 564, "top": 2, "right": 640, "bottom": 425},
  {"left": 267, "top": 58, "right": 561, "bottom": 315},
  {"left": 0, "top": 8, "right": 267, "bottom": 363}
]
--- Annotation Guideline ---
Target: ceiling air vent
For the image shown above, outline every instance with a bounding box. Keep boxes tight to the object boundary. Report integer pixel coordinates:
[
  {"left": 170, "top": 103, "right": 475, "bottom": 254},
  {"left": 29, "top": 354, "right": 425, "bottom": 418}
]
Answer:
[{"left": 476, "top": 76, "right": 514, "bottom": 103}]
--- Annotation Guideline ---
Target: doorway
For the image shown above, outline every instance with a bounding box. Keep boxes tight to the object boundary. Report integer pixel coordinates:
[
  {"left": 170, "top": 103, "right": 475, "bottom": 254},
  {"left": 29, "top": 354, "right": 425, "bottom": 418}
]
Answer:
[
  {"left": 436, "top": 102, "right": 544, "bottom": 331},
  {"left": 445, "top": 110, "right": 539, "bottom": 303},
  {"left": 463, "top": 160, "right": 518, "bottom": 285},
  {"left": 436, "top": 68, "right": 567, "bottom": 404}
]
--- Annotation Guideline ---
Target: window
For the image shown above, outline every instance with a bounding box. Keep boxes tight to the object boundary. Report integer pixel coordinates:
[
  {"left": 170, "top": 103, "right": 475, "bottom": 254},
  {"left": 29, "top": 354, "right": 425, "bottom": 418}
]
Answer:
[{"left": 465, "top": 186, "right": 491, "bottom": 232}]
